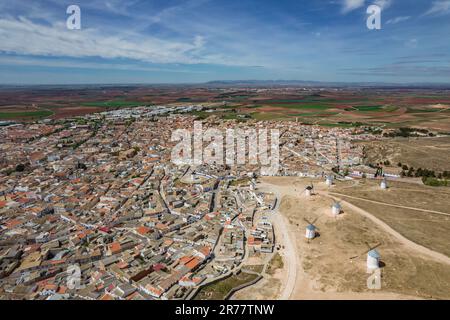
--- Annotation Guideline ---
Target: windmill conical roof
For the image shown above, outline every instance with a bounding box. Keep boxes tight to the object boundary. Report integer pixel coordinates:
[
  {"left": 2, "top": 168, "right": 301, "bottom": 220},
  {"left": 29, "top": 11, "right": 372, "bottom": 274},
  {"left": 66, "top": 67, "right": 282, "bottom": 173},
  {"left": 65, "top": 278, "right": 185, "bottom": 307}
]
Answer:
[{"left": 368, "top": 249, "right": 380, "bottom": 259}]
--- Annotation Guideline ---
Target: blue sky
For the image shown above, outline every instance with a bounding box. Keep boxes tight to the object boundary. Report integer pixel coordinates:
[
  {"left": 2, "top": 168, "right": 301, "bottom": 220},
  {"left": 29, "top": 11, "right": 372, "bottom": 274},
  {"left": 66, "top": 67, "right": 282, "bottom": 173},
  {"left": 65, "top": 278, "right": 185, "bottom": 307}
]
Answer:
[{"left": 0, "top": 0, "right": 449, "bottom": 84}]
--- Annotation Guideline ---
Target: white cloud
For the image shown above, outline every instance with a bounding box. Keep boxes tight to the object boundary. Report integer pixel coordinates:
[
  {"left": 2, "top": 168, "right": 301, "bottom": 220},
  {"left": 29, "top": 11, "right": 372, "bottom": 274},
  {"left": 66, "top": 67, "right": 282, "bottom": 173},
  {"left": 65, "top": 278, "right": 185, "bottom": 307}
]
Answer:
[
  {"left": 0, "top": 56, "right": 209, "bottom": 73},
  {"left": 386, "top": 16, "right": 411, "bottom": 24},
  {"left": 405, "top": 38, "right": 418, "bottom": 48},
  {"left": 341, "top": 0, "right": 366, "bottom": 13},
  {"left": 0, "top": 16, "right": 208, "bottom": 65},
  {"left": 374, "top": 0, "right": 393, "bottom": 10},
  {"left": 340, "top": 0, "right": 392, "bottom": 14},
  {"left": 425, "top": 0, "right": 450, "bottom": 16}
]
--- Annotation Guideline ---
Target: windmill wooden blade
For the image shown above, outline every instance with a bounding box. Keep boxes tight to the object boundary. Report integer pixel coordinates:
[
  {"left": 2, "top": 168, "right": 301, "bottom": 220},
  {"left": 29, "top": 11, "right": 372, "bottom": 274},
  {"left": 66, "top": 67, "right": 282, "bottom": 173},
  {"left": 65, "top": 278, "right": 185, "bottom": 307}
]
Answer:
[
  {"left": 370, "top": 243, "right": 382, "bottom": 251},
  {"left": 304, "top": 218, "right": 312, "bottom": 225},
  {"left": 350, "top": 246, "right": 369, "bottom": 259},
  {"left": 350, "top": 249, "right": 369, "bottom": 260},
  {"left": 312, "top": 214, "right": 322, "bottom": 224}
]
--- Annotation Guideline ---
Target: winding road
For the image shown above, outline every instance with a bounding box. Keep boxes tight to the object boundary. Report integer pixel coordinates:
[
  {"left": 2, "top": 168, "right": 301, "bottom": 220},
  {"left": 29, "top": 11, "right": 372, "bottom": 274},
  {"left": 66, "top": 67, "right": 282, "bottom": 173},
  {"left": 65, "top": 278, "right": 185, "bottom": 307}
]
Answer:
[{"left": 257, "top": 182, "right": 298, "bottom": 300}]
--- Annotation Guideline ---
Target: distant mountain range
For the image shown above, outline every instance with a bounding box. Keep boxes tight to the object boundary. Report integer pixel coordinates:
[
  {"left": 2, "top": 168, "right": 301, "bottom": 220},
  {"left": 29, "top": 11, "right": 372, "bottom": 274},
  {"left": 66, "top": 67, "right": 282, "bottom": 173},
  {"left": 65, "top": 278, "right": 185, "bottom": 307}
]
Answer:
[
  {"left": 204, "top": 80, "right": 450, "bottom": 89},
  {"left": 1, "top": 80, "right": 450, "bottom": 90}
]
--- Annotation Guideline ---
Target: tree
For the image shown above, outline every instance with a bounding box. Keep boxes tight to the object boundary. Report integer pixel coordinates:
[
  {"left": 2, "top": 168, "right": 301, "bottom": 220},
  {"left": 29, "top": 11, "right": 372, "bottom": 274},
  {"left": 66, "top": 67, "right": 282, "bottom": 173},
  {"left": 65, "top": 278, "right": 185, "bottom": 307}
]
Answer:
[
  {"left": 397, "top": 162, "right": 402, "bottom": 167},
  {"left": 402, "top": 165, "right": 409, "bottom": 171},
  {"left": 343, "top": 167, "right": 349, "bottom": 176},
  {"left": 407, "top": 168, "right": 414, "bottom": 177},
  {"left": 76, "top": 162, "right": 87, "bottom": 170},
  {"left": 415, "top": 168, "right": 423, "bottom": 177}
]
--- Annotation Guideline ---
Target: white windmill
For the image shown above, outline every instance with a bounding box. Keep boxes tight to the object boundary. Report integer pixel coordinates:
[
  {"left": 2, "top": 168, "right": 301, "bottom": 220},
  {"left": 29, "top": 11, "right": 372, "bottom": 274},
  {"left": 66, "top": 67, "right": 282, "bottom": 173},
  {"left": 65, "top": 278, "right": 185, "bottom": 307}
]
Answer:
[
  {"left": 326, "top": 175, "right": 334, "bottom": 187},
  {"left": 380, "top": 178, "right": 388, "bottom": 190},
  {"left": 304, "top": 217, "right": 319, "bottom": 242},
  {"left": 305, "top": 183, "right": 314, "bottom": 197},
  {"left": 331, "top": 201, "right": 342, "bottom": 216},
  {"left": 350, "top": 242, "right": 382, "bottom": 273}
]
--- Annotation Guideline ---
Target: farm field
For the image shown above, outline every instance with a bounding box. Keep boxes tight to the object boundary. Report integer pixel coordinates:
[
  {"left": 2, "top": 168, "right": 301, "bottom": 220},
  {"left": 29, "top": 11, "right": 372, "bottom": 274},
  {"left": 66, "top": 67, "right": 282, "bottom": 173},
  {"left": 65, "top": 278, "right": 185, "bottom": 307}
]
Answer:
[
  {"left": 1, "top": 86, "right": 450, "bottom": 131},
  {"left": 0, "top": 110, "right": 53, "bottom": 120},
  {"left": 204, "top": 90, "right": 450, "bottom": 130},
  {"left": 81, "top": 100, "right": 147, "bottom": 108}
]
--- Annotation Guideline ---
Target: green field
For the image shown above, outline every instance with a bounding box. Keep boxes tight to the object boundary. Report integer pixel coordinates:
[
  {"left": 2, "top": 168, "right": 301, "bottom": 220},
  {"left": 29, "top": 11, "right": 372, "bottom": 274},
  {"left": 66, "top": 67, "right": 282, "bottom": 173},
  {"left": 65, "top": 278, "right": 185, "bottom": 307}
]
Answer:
[
  {"left": 194, "top": 272, "right": 259, "bottom": 300},
  {"left": 289, "top": 112, "right": 339, "bottom": 117},
  {"left": 348, "top": 105, "right": 384, "bottom": 112},
  {"left": 0, "top": 110, "right": 53, "bottom": 119},
  {"left": 272, "top": 104, "right": 332, "bottom": 110},
  {"left": 176, "top": 97, "right": 193, "bottom": 102},
  {"left": 189, "top": 111, "right": 211, "bottom": 119}
]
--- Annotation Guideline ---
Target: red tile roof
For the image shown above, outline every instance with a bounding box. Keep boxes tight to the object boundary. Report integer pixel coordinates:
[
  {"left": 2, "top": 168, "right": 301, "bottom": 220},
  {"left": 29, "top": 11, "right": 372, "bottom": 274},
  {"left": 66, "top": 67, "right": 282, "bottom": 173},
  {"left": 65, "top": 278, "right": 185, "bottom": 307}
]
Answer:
[
  {"left": 109, "top": 242, "right": 121, "bottom": 254},
  {"left": 136, "top": 226, "right": 151, "bottom": 235},
  {"left": 185, "top": 257, "right": 201, "bottom": 271}
]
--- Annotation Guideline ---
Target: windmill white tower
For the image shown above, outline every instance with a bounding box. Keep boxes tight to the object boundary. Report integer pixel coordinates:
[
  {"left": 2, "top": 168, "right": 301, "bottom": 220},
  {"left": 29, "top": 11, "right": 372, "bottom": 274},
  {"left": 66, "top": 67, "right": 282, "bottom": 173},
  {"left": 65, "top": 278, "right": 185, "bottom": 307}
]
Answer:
[
  {"left": 367, "top": 249, "right": 381, "bottom": 272},
  {"left": 380, "top": 178, "right": 388, "bottom": 190},
  {"left": 305, "top": 183, "right": 314, "bottom": 197},
  {"left": 326, "top": 175, "right": 334, "bottom": 187},
  {"left": 350, "top": 242, "right": 382, "bottom": 273},
  {"left": 304, "top": 217, "right": 319, "bottom": 241},
  {"left": 331, "top": 201, "right": 342, "bottom": 216}
]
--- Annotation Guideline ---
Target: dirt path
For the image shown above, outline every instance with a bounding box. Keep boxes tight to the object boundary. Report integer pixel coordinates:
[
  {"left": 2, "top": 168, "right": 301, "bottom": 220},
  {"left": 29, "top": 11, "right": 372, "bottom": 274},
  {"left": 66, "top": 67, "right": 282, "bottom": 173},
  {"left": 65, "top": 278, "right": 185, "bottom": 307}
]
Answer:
[
  {"left": 273, "top": 197, "right": 298, "bottom": 300},
  {"left": 257, "top": 182, "right": 298, "bottom": 300},
  {"left": 329, "top": 192, "right": 450, "bottom": 217},
  {"left": 327, "top": 194, "right": 450, "bottom": 266}
]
